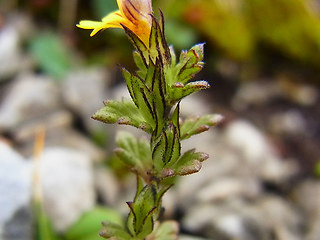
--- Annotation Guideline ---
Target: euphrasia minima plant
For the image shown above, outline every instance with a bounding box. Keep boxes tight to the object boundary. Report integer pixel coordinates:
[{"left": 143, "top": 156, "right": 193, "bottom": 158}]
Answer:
[{"left": 77, "top": 0, "right": 222, "bottom": 239}]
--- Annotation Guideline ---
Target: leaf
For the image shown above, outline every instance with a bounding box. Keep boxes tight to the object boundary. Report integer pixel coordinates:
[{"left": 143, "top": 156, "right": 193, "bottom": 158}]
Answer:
[
  {"left": 65, "top": 207, "right": 124, "bottom": 240},
  {"left": 122, "top": 24, "right": 148, "bottom": 66},
  {"left": 168, "top": 80, "right": 210, "bottom": 105},
  {"left": 33, "top": 201, "right": 59, "bottom": 240},
  {"left": 149, "top": 14, "right": 171, "bottom": 66},
  {"left": 100, "top": 222, "right": 132, "bottom": 240},
  {"left": 92, "top": 99, "right": 153, "bottom": 133},
  {"left": 145, "top": 221, "right": 179, "bottom": 240},
  {"left": 152, "top": 122, "right": 180, "bottom": 176},
  {"left": 121, "top": 68, "right": 156, "bottom": 128},
  {"left": 170, "top": 149, "right": 209, "bottom": 176},
  {"left": 151, "top": 62, "right": 167, "bottom": 136},
  {"left": 115, "top": 131, "right": 152, "bottom": 174},
  {"left": 180, "top": 114, "right": 224, "bottom": 140},
  {"left": 133, "top": 51, "right": 148, "bottom": 78},
  {"left": 29, "top": 33, "right": 73, "bottom": 79},
  {"left": 127, "top": 184, "right": 157, "bottom": 238}
]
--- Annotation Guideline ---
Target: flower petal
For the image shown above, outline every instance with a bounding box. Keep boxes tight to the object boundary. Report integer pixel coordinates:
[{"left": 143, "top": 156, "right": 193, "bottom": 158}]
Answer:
[{"left": 117, "top": 0, "right": 152, "bottom": 23}]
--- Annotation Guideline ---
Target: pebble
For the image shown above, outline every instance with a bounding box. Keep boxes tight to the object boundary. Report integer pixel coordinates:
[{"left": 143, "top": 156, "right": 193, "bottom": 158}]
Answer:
[
  {"left": 0, "top": 73, "right": 61, "bottom": 131},
  {"left": 62, "top": 68, "right": 110, "bottom": 131},
  {"left": 39, "top": 147, "right": 95, "bottom": 232},
  {"left": 0, "top": 16, "right": 33, "bottom": 80},
  {"left": 0, "top": 141, "right": 32, "bottom": 240}
]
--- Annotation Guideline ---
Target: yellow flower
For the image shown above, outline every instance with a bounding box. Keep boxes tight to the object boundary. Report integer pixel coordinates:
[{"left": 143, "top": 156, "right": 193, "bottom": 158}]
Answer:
[{"left": 77, "top": 0, "right": 153, "bottom": 46}]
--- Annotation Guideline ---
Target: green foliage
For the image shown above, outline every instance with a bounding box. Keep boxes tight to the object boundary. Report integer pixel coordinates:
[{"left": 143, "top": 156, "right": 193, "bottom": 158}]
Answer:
[
  {"left": 91, "top": 9, "right": 222, "bottom": 240},
  {"left": 92, "top": 0, "right": 118, "bottom": 19},
  {"left": 33, "top": 201, "right": 59, "bottom": 240},
  {"left": 114, "top": 132, "right": 152, "bottom": 179},
  {"left": 100, "top": 222, "right": 132, "bottom": 240},
  {"left": 146, "top": 221, "right": 179, "bottom": 240},
  {"left": 65, "top": 207, "right": 124, "bottom": 240},
  {"left": 315, "top": 161, "right": 320, "bottom": 178},
  {"left": 127, "top": 184, "right": 157, "bottom": 239},
  {"left": 180, "top": 114, "right": 223, "bottom": 140},
  {"left": 246, "top": 0, "right": 320, "bottom": 65},
  {"left": 92, "top": 99, "right": 153, "bottom": 133},
  {"left": 29, "top": 33, "right": 73, "bottom": 79}
]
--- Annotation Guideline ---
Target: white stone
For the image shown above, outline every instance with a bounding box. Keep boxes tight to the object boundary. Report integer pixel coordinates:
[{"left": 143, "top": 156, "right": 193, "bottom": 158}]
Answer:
[
  {"left": 223, "top": 120, "right": 297, "bottom": 183},
  {"left": 0, "top": 18, "right": 33, "bottom": 80},
  {"left": 0, "top": 74, "right": 61, "bottom": 131},
  {"left": 0, "top": 141, "right": 32, "bottom": 227},
  {"left": 62, "top": 68, "right": 109, "bottom": 119},
  {"left": 39, "top": 147, "right": 95, "bottom": 232},
  {"left": 196, "top": 177, "right": 260, "bottom": 202}
]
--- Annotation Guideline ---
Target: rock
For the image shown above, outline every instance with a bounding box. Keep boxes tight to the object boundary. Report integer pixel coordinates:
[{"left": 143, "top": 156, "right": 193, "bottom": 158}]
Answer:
[
  {"left": 270, "top": 110, "right": 307, "bottom": 135},
  {"left": 94, "top": 167, "right": 120, "bottom": 205},
  {"left": 0, "top": 141, "right": 32, "bottom": 240},
  {"left": 182, "top": 196, "right": 302, "bottom": 240},
  {"left": 223, "top": 120, "right": 298, "bottom": 184},
  {"left": 2, "top": 207, "right": 33, "bottom": 240},
  {"left": 182, "top": 199, "right": 269, "bottom": 240},
  {"left": 39, "top": 147, "right": 95, "bottom": 232},
  {"left": 195, "top": 177, "right": 261, "bottom": 203},
  {"left": 0, "top": 73, "right": 61, "bottom": 131},
  {"left": 179, "top": 235, "right": 211, "bottom": 240},
  {"left": 62, "top": 68, "right": 110, "bottom": 130},
  {"left": 0, "top": 14, "right": 33, "bottom": 80},
  {"left": 232, "top": 80, "right": 280, "bottom": 111},
  {"left": 293, "top": 180, "right": 320, "bottom": 240},
  {"left": 255, "top": 195, "right": 302, "bottom": 240}
]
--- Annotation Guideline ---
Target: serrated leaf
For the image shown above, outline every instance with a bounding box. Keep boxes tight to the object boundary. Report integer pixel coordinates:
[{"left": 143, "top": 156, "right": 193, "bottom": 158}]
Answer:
[
  {"left": 190, "top": 43, "right": 205, "bottom": 62},
  {"left": 133, "top": 51, "right": 148, "bottom": 79},
  {"left": 169, "top": 46, "right": 176, "bottom": 67},
  {"left": 121, "top": 68, "right": 156, "bottom": 128},
  {"left": 169, "top": 80, "right": 210, "bottom": 105},
  {"left": 152, "top": 123, "right": 180, "bottom": 176},
  {"left": 149, "top": 14, "right": 171, "bottom": 66},
  {"left": 180, "top": 114, "right": 223, "bottom": 140},
  {"left": 92, "top": 99, "right": 153, "bottom": 133},
  {"left": 127, "top": 184, "right": 157, "bottom": 238},
  {"left": 100, "top": 222, "right": 131, "bottom": 240},
  {"left": 177, "top": 64, "right": 203, "bottom": 84},
  {"left": 151, "top": 63, "right": 167, "bottom": 136},
  {"left": 145, "top": 221, "right": 179, "bottom": 240},
  {"left": 169, "top": 149, "right": 209, "bottom": 176},
  {"left": 152, "top": 133, "right": 167, "bottom": 172},
  {"left": 115, "top": 132, "right": 152, "bottom": 174},
  {"left": 122, "top": 24, "right": 148, "bottom": 66}
]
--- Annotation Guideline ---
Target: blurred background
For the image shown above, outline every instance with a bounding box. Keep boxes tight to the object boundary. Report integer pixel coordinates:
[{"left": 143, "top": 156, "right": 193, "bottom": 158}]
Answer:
[{"left": 1, "top": 0, "right": 320, "bottom": 240}]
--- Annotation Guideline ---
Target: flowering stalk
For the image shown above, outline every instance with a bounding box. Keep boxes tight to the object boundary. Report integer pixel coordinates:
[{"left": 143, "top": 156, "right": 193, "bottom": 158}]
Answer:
[{"left": 78, "top": 1, "right": 222, "bottom": 239}]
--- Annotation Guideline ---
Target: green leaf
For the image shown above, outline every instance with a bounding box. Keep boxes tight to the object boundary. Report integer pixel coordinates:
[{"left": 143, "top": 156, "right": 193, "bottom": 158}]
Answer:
[
  {"left": 115, "top": 131, "right": 152, "bottom": 174},
  {"left": 65, "top": 207, "right": 124, "bottom": 240},
  {"left": 180, "top": 114, "right": 223, "bottom": 140},
  {"left": 29, "top": 33, "right": 73, "bottom": 79},
  {"left": 146, "top": 221, "right": 179, "bottom": 240},
  {"left": 121, "top": 68, "right": 156, "bottom": 128},
  {"left": 127, "top": 184, "right": 157, "bottom": 238},
  {"left": 133, "top": 51, "right": 148, "bottom": 78},
  {"left": 168, "top": 80, "right": 210, "bottom": 105},
  {"left": 152, "top": 122, "right": 180, "bottom": 176},
  {"left": 33, "top": 201, "right": 59, "bottom": 240},
  {"left": 170, "top": 149, "right": 209, "bottom": 176},
  {"left": 151, "top": 62, "right": 167, "bottom": 136},
  {"left": 100, "top": 222, "right": 132, "bottom": 240},
  {"left": 122, "top": 24, "right": 149, "bottom": 66},
  {"left": 149, "top": 14, "right": 171, "bottom": 66},
  {"left": 92, "top": 99, "right": 153, "bottom": 133}
]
